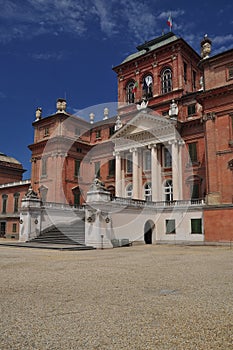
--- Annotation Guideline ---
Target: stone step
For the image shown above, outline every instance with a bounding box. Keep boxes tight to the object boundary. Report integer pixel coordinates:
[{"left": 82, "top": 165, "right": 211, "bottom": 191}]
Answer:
[{"left": 31, "top": 221, "right": 85, "bottom": 245}]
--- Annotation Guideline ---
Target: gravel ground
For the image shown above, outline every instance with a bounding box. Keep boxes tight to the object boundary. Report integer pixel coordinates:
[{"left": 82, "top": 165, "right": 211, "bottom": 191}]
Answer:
[{"left": 0, "top": 244, "right": 232, "bottom": 350}]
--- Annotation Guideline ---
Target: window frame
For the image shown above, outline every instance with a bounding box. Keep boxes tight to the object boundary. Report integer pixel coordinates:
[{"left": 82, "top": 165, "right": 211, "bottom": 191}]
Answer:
[
  {"left": 14, "top": 193, "right": 20, "bottom": 213},
  {"left": 165, "top": 219, "right": 176, "bottom": 234},
  {"left": 95, "top": 130, "right": 101, "bottom": 139},
  {"left": 144, "top": 182, "right": 152, "bottom": 201},
  {"left": 143, "top": 150, "right": 151, "bottom": 171},
  {"left": 188, "top": 142, "right": 198, "bottom": 164},
  {"left": 126, "top": 153, "right": 133, "bottom": 174},
  {"left": 164, "top": 180, "right": 173, "bottom": 202},
  {"left": 191, "top": 218, "right": 202, "bottom": 234},
  {"left": 163, "top": 146, "right": 172, "bottom": 168},
  {"left": 2, "top": 194, "right": 8, "bottom": 214},
  {"left": 142, "top": 74, "right": 153, "bottom": 99},
  {"left": 126, "top": 183, "right": 133, "bottom": 198},
  {"left": 108, "top": 158, "right": 115, "bottom": 177},
  {"left": 41, "top": 157, "right": 47, "bottom": 177},
  {"left": 161, "top": 67, "right": 172, "bottom": 94},
  {"left": 74, "top": 159, "right": 81, "bottom": 177},
  {"left": 187, "top": 103, "right": 196, "bottom": 117},
  {"left": 126, "top": 81, "right": 135, "bottom": 104}
]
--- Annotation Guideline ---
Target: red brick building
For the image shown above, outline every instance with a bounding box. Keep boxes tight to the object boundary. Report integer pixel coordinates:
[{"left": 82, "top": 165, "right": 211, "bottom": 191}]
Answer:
[
  {"left": 3, "top": 32, "right": 233, "bottom": 243},
  {"left": 0, "top": 152, "right": 30, "bottom": 238},
  {"left": 26, "top": 32, "right": 233, "bottom": 242}
]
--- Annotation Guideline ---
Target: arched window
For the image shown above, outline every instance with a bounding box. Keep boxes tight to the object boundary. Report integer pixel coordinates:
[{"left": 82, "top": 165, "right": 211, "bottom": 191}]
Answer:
[
  {"left": 144, "top": 182, "right": 152, "bottom": 201},
  {"left": 164, "top": 180, "right": 173, "bottom": 201},
  {"left": 161, "top": 68, "right": 172, "bottom": 94},
  {"left": 126, "top": 183, "right": 133, "bottom": 198},
  {"left": 126, "top": 81, "right": 135, "bottom": 104},
  {"left": 142, "top": 74, "right": 153, "bottom": 99}
]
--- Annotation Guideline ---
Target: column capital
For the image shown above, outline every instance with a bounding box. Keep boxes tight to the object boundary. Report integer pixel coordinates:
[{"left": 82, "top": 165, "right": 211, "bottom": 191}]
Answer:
[
  {"left": 168, "top": 139, "right": 178, "bottom": 145},
  {"left": 129, "top": 147, "right": 138, "bottom": 153},
  {"left": 113, "top": 151, "right": 120, "bottom": 157}
]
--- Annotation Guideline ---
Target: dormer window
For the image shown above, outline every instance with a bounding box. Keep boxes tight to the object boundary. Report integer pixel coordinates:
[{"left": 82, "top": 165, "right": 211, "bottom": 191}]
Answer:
[{"left": 161, "top": 67, "right": 172, "bottom": 94}]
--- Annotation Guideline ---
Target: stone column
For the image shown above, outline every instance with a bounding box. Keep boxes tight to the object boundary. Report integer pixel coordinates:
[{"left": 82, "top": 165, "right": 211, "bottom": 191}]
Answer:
[
  {"left": 138, "top": 149, "right": 143, "bottom": 199},
  {"left": 115, "top": 152, "right": 121, "bottom": 197},
  {"left": 131, "top": 148, "right": 139, "bottom": 199},
  {"left": 178, "top": 140, "right": 184, "bottom": 200},
  {"left": 151, "top": 145, "right": 161, "bottom": 201},
  {"left": 171, "top": 140, "right": 180, "bottom": 200}
]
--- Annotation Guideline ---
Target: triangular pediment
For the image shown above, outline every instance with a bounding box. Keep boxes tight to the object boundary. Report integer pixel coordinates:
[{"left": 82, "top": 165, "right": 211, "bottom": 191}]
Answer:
[{"left": 111, "top": 111, "right": 177, "bottom": 151}]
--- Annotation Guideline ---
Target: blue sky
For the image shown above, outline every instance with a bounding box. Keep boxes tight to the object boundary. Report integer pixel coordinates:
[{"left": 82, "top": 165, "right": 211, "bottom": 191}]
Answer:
[{"left": 0, "top": 0, "right": 233, "bottom": 179}]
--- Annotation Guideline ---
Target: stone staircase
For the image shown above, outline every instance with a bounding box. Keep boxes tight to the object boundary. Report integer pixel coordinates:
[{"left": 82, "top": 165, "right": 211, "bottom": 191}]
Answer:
[{"left": 31, "top": 220, "right": 86, "bottom": 246}]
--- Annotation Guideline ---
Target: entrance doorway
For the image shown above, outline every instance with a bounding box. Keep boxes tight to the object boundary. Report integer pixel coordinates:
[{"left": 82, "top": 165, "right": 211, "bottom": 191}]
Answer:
[
  {"left": 0, "top": 222, "right": 6, "bottom": 237},
  {"left": 144, "top": 220, "right": 155, "bottom": 244}
]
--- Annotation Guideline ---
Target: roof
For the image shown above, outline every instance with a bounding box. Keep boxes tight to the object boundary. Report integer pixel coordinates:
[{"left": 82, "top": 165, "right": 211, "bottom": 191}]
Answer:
[
  {"left": 0, "top": 152, "right": 22, "bottom": 165},
  {"left": 121, "top": 32, "right": 180, "bottom": 64}
]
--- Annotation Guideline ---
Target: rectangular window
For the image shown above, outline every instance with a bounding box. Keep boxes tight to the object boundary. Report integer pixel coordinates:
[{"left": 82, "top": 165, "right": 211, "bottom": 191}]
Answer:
[
  {"left": 14, "top": 194, "right": 19, "bottom": 213},
  {"left": 192, "top": 70, "right": 196, "bottom": 89},
  {"left": 188, "top": 104, "right": 196, "bottom": 116},
  {"left": 74, "top": 193, "right": 80, "bottom": 207},
  {"left": 164, "top": 147, "right": 172, "bottom": 168},
  {"left": 95, "top": 161, "right": 100, "bottom": 177},
  {"left": 143, "top": 150, "right": 151, "bottom": 171},
  {"left": 44, "top": 127, "right": 49, "bottom": 136},
  {"left": 126, "top": 154, "right": 133, "bottom": 173},
  {"left": 191, "top": 218, "right": 202, "bottom": 234},
  {"left": 12, "top": 223, "right": 17, "bottom": 233},
  {"left": 183, "top": 62, "right": 187, "bottom": 83},
  {"left": 96, "top": 130, "right": 101, "bottom": 139},
  {"left": 228, "top": 67, "right": 233, "bottom": 80},
  {"left": 191, "top": 183, "right": 200, "bottom": 200},
  {"left": 74, "top": 159, "right": 80, "bottom": 177},
  {"left": 109, "top": 126, "right": 115, "bottom": 137},
  {"left": 108, "top": 159, "right": 115, "bottom": 177},
  {"left": 166, "top": 219, "right": 176, "bottom": 234},
  {"left": 41, "top": 158, "right": 47, "bottom": 176},
  {"left": 2, "top": 195, "right": 8, "bottom": 214},
  {"left": 188, "top": 143, "right": 198, "bottom": 163},
  {"left": 76, "top": 147, "right": 82, "bottom": 153}
]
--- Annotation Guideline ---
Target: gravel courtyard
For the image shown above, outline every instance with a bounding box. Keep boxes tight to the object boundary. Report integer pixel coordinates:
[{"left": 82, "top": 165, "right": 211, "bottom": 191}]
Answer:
[{"left": 0, "top": 244, "right": 232, "bottom": 350}]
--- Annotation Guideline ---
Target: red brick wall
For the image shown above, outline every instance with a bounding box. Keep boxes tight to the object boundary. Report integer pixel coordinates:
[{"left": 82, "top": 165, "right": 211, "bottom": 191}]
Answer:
[{"left": 204, "top": 207, "right": 233, "bottom": 242}]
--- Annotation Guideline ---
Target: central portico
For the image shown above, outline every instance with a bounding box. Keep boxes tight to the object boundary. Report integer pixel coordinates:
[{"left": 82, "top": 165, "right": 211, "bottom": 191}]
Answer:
[{"left": 112, "top": 110, "right": 184, "bottom": 202}]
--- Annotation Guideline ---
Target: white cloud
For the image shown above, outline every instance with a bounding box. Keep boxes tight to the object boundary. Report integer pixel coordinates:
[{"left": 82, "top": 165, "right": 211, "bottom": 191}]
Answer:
[
  {"left": 0, "top": 0, "right": 232, "bottom": 55},
  {"left": 30, "top": 52, "right": 65, "bottom": 60},
  {"left": 212, "top": 34, "right": 233, "bottom": 45},
  {"left": 157, "top": 9, "right": 185, "bottom": 20}
]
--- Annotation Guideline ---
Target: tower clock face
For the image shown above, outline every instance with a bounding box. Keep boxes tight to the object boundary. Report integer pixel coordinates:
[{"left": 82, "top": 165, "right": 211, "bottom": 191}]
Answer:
[{"left": 145, "top": 75, "right": 152, "bottom": 86}]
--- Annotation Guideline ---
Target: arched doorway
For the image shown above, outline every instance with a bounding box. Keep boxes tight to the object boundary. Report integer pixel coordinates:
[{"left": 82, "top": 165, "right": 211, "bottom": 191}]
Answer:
[{"left": 144, "top": 220, "right": 155, "bottom": 244}]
